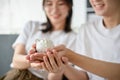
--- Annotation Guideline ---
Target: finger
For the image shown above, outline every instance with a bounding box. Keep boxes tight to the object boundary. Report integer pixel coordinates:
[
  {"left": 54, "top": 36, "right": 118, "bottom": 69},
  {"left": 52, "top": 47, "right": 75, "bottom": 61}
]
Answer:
[
  {"left": 29, "top": 55, "right": 43, "bottom": 63},
  {"left": 27, "top": 47, "right": 36, "bottom": 61},
  {"left": 46, "top": 48, "right": 51, "bottom": 52},
  {"left": 32, "top": 43, "right": 36, "bottom": 49},
  {"left": 53, "top": 45, "right": 65, "bottom": 52},
  {"left": 33, "top": 53, "right": 45, "bottom": 59},
  {"left": 43, "top": 56, "right": 53, "bottom": 72},
  {"left": 30, "top": 53, "right": 44, "bottom": 61},
  {"left": 26, "top": 54, "right": 30, "bottom": 60},
  {"left": 29, "top": 48, "right": 36, "bottom": 54},
  {"left": 47, "top": 51, "right": 58, "bottom": 70},
  {"left": 29, "top": 43, "right": 37, "bottom": 55},
  {"left": 53, "top": 50, "right": 63, "bottom": 67},
  {"left": 30, "top": 61, "right": 42, "bottom": 69},
  {"left": 61, "top": 57, "right": 69, "bottom": 64},
  {"left": 41, "top": 62, "right": 48, "bottom": 72}
]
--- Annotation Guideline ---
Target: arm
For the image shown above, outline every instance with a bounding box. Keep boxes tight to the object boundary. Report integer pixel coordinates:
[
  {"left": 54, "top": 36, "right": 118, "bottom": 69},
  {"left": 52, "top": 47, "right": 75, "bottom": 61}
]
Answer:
[
  {"left": 54, "top": 45, "right": 120, "bottom": 80},
  {"left": 41, "top": 50, "right": 88, "bottom": 80},
  {"left": 64, "top": 64, "right": 88, "bottom": 80},
  {"left": 42, "top": 51, "right": 64, "bottom": 80},
  {"left": 26, "top": 44, "right": 88, "bottom": 80},
  {"left": 12, "top": 44, "right": 30, "bottom": 69}
]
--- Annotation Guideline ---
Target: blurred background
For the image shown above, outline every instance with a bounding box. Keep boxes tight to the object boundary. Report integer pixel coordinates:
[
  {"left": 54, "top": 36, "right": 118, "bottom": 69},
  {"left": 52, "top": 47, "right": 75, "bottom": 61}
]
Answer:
[
  {"left": 0, "top": 0, "right": 101, "bottom": 77},
  {"left": 0, "top": 0, "right": 101, "bottom": 34}
]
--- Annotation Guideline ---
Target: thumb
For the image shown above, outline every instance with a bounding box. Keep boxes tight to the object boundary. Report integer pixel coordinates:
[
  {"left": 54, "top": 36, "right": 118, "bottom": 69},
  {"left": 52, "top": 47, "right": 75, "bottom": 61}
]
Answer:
[
  {"left": 53, "top": 44, "right": 65, "bottom": 52},
  {"left": 61, "top": 57, "right": 68, "bottom": 64}
]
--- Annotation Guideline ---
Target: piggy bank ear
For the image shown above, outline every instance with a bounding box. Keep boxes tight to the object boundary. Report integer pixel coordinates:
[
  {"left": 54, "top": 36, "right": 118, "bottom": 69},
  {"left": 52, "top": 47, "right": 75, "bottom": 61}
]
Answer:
[{"left": 35, "top": 39, "right": 40, "bottom": 43}]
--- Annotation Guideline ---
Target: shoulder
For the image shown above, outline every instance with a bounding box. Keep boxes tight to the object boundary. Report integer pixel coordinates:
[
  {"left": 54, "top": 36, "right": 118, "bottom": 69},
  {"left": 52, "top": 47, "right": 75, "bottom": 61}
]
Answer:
[
  {"left": 67, "top": 31, "right": 77, "bottom": 37},
  {"left": 79, "top": 18, "right": 102, "bottom": 32},
  {"left": 24, "top": 21, "right": 43, "bottom": 30},
  {"left": 21, "top": 21, "right": 46, "bottom": 36},
  {"left": 23, "top": 21, "right": 45, "bottom": 32},
  {"left": 65, "top": 31, "right": 77, "bottom": 40}
]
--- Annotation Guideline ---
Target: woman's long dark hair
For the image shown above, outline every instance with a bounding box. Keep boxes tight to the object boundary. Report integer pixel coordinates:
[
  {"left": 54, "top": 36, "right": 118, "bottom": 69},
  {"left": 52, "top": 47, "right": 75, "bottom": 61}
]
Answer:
[{"left": 41, "top": 0, "right": 73, "bottom": 33}]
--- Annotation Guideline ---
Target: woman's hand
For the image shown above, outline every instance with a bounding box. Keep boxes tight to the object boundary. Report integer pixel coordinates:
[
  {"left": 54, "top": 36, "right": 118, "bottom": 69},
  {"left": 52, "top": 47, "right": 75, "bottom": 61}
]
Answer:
[
  {"left": 26, "top": 43, "right": 36, "bottom": 61},
  {"left": 26, "top": 43, "right": 45, "bottom": 69},
  {"left": 41, "top": 50, "right": 69, "bottom": 80},
  {"left": 42, "top": 50, "right": 68, "bottom": 73}
]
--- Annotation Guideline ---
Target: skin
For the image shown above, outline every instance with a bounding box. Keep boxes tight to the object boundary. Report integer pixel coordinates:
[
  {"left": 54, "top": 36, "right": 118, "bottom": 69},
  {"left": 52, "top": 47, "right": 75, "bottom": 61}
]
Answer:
[
  {"left": 12, "top": 0, "right": 70, "bottom": 69},
  {"left": 12, "top": 44, "right": 30, "bottom": 69},
  {"left": 44, "top": 0, "right": 69, "bottom": 30},
  {"left": 50, "top": 0, "right": 120, "bottom": 79},
  {"left": 12, "top": 0, "right": 88, "bottom": 80},
  {"left": 90, "top": 0, "right": 120, "bottom": 28},
  {"left": 27, "top": 44, "right": 88, "bottom": 80},
  {"left": 53, "top": 45, "right": 120, "bottom": 80},
  {"left": 27, "top": 44, "right": 120, "bottom": 80},
  {"left": 27, "top": 0, "right": 120, "bottom": 80}
]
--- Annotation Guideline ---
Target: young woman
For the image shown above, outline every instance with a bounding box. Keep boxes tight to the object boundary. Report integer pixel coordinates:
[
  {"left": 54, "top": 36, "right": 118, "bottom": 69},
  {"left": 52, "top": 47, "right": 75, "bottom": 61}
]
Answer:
[{"left": 0, "top": 0, "right": 79, "bottom": 80}]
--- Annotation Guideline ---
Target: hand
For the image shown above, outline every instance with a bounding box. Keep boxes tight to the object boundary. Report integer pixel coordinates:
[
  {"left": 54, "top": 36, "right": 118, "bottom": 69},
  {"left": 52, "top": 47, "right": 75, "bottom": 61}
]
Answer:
[
  {"left": 30, "top": 60, "right": 42, "bottom": 70},
  {"left": 28, "top": 53, "right": 45, "bottom": 69},
  {"left": 41, "top": 50, "right": 68, "bottom": 73},
  {"left": 41, "top": 50, "right": 69, "bottom": 80},
  {"left": 26, "top": 43, "right": 45, "bottom": 62},
  {"left": 53, "top": 45, "right": 72, "bottom": 58},
  {"left": 26, "top": 43, "right": 45, "bottom": 69},
  {"left": 26, "top": 43, "right": 36, "bottom": 61}
]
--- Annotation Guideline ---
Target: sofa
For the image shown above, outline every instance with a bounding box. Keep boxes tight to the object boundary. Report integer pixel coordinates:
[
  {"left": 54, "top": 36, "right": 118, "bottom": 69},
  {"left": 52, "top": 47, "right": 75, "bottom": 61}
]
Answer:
[{"left": 0, "top": 34, "right": 18, "bottom": 76}]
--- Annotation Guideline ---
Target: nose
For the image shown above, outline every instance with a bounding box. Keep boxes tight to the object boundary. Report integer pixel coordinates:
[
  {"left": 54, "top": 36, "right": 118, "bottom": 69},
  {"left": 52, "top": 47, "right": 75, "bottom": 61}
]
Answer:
[{"left": 51, "top": 4, "right": 59, "bottom": 14}]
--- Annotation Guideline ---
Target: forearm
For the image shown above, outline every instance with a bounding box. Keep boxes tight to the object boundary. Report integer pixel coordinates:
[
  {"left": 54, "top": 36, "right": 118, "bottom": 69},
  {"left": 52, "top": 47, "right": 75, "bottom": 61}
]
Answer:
[
  {"left": 12, "top": 54, "right": 30, "bottom": 69},
  {"left": 64, "top": 64, "right": 88, "bottom": 80},
  {"left": 48, "top": 73, "right": 63, "bottom": 80},
  {"left": 66, "top": 50, "right": 120, "bottom": 80},
  {"left": 12, "top": 44, "right": 30, "bottom": 69}
]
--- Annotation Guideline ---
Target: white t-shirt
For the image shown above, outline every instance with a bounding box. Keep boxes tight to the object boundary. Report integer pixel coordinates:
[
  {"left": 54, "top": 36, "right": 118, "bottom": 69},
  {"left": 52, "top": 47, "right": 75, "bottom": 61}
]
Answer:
[
  {"left": 12, "top": 21, "right": 77, "bottom": 80},
  {"left": 76, "top": 19, "right": 120, "bottom": 80}
]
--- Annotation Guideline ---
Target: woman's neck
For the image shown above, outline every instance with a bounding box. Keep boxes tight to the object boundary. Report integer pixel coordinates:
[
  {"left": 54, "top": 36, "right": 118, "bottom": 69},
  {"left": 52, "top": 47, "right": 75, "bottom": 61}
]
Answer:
[
  {"left": 103, "top": 13, "right": 120, "bottom": 29},
  {"left": 52, "top": 21, "right": 65, "bottom": 31}
]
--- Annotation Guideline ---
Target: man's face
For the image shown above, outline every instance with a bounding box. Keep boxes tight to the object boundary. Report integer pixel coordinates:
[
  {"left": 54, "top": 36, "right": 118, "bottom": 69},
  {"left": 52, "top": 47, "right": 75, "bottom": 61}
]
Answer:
[{"left": 89, "top": 0, "right": 120, "bottom": 16}]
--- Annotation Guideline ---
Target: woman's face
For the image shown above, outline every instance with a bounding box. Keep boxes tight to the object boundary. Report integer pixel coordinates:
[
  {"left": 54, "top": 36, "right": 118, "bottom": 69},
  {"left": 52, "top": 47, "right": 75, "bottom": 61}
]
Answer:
[
  {"left": 44, "top": 0, "right": 70, "bottom": 25},
  {"left": 89, "top": 0, "right": 120, "bottom": 16}
]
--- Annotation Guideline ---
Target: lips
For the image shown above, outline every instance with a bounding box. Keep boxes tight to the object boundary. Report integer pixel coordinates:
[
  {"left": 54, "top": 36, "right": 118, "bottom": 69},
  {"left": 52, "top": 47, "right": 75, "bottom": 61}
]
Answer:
[
  {"left": 94, "top": 4, "right": 104, "bottom": 10},
  {"left": 52, "top": 15, "right": 61, "bottom": 19}
]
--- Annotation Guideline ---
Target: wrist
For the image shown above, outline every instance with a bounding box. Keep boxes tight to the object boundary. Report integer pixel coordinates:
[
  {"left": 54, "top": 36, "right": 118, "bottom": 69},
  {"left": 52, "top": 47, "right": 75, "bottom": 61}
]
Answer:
[
  {"left": 65, "top": 49, "right": 74, "bottom": 62},
  {"left": 48, "top": 73, "right": 63, "bottom": 80}
]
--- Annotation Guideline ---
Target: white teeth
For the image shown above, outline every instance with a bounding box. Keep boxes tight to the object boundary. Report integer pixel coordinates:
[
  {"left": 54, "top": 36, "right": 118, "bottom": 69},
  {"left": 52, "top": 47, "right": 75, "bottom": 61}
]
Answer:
[
  {"left": 95, "top": 4, "right": 103, "bottom": 8},
  {"left": 96, "top": 5, "right": 102, "bottom": 7}
]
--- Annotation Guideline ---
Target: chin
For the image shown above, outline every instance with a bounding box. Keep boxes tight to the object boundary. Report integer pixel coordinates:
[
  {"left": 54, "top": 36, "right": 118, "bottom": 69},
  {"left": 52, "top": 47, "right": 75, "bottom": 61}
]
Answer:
[
  {"left": 95, "top": 10, "right": 105, "bottom": 16},
  {"left": 52, "top": 20, "right": 61, "bottom": 24},
  {"left": 51, "top": 21, "right": 60, "bottom": 24}
]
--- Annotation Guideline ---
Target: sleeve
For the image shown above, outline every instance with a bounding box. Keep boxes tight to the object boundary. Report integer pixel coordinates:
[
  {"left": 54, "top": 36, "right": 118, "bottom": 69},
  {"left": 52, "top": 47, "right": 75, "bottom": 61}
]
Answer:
[
  {"left": 66, "top": 32, "right": 77, "bottom": 51},
  {"left": 87, "top": 72, "right": 106, "bottom": 80},
  {"left": 75, "top": 24, "right": 106, "bottom": 80},
  {"left": 12, "top": 21, "right": 32, "bottom": 49},
  {"left": 75, "top": 24, "right": 86, "bottom": 55},
  {"left": 72, "top": 25, "right": 86, "bottom": 70},
  {"left": 74, "top": 24, "right": 93, "bottom": 71}
]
